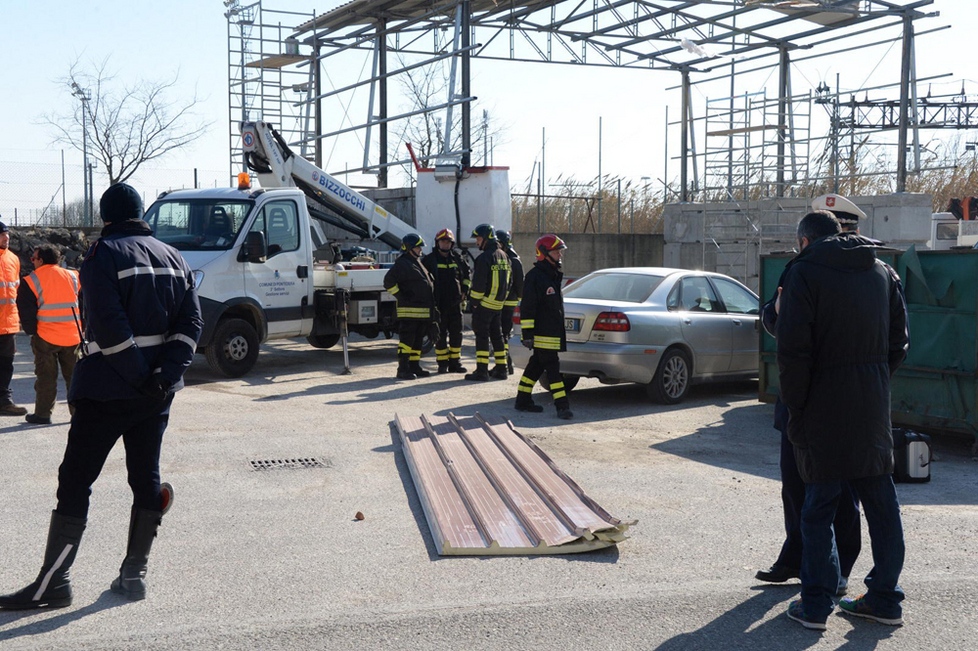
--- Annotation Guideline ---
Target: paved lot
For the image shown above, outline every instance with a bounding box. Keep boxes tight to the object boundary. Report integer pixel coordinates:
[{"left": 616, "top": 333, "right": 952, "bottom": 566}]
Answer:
[{"left": 1, "top": 332, "right": 976, "bottom": 650}]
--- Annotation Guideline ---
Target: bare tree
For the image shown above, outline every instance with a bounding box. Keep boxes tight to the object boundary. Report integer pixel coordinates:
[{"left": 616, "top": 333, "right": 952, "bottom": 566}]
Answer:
[{"left": 43, "top": 58, "right": 212, "bottom": 185}]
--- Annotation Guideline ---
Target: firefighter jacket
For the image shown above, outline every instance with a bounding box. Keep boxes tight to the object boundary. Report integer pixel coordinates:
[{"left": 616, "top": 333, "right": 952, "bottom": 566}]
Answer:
[
  {"left": 468, "top": 240, "right": 511, "bottom": 312},
  {"left": 69, "top": 219, "right": 203, "bottom": 402},
  {"left": 503, "top": 249, "right": 524, "bottom": 309},
  {"left": 18, "top": 264, "right": 81, "bottom": 347},
  {"left": 0, "top": 248, "right": 20, "bottom": 335},
  {"left": 421, "top": 249, "right": 470, "bottom": 310},
  {"left": 384, "top": 252, "right": 435, "bottom": 320},
  {"left": 519, "top": 259, "right": 566, "bottom": 352}
]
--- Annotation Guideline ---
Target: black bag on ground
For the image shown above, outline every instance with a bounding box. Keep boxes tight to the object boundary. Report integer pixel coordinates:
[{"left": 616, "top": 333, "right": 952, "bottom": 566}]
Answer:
[{"left": 892, "top": 428, "right": 932, "bottom": 483}]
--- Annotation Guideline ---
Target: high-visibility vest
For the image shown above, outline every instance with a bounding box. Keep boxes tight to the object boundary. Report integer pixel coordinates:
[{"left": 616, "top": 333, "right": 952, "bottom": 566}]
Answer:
[
  {"left": 25, "top": 265, "right": 81, "bottom": 347},
  {"left": 0, "top": 249, "right": 20, "bottom": 335}
]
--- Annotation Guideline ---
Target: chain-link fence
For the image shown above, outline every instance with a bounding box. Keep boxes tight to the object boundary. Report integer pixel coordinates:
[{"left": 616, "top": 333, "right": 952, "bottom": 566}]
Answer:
[{"left": 0, "top": 153, "right": 228, "bottom": 228}]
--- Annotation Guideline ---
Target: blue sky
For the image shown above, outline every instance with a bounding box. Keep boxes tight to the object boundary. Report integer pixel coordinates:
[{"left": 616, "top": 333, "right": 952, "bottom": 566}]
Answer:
[{"left": 1, "top": 0, "right": 974, "bottom": 215}]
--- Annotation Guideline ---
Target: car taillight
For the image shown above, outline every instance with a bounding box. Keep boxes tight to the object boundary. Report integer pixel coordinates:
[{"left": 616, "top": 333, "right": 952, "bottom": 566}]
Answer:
[{"left": 593, "top": 312, "right": 630, "bottom": 331}]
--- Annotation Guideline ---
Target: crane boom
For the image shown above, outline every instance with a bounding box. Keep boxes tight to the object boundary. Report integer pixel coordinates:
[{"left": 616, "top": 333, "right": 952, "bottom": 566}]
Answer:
[{"left": 240, "top": 121, "right": 414, "bottom": 249}]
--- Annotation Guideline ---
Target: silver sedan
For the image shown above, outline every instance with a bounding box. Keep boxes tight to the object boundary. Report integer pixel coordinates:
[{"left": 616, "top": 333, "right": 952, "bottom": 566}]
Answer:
[{"left": 509, "top": 267, "right": 760, "bottom": 404}]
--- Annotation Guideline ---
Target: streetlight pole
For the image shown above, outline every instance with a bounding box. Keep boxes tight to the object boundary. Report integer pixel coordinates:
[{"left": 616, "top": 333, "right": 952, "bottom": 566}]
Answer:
[{"left": 71, "top": 82, "right": 91, "bottom": 226}]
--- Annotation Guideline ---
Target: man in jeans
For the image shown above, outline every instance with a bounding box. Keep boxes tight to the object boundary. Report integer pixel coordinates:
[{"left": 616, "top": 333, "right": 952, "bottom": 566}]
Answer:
[{"left": 777, "top": 210, "right": 909, "bottom": 631}]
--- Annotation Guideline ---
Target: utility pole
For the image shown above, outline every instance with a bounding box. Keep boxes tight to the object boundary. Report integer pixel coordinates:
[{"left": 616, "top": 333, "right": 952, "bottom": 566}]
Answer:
[{"left": 71, "top": 82, "right": 92, "bottom": 226}]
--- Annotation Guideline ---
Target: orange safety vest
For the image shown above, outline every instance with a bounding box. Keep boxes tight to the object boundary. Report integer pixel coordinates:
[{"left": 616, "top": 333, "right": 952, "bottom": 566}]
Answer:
[
  {"left": 0, "top": 248, "right": 20, "bottom": 335},
  {"left": 24, "top": 265, "right": 81, "bottom": 347}
]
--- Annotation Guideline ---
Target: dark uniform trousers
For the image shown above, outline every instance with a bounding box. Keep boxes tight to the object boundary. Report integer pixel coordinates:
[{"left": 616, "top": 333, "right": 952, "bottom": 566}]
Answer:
[
  {"left": 398, "top": 319, "right": 427, "bottom": 364},
  {"left": 31, "top": 336, "right": 79, "bottom": 419},
  {"left": 500, "top": 306, "right": 515, "bottom": 364},
  {"left": 56, "top": 394, "right": 174, "bottom": 519},
  {"left": 0, "top": 333, "right": 16, "bottom": 404},
  {"left": 517, "top": 349, "right": 568, "bottom": 406},
  {"left": 435, "top": 308, "right": 463, "bottom": 363},
  {"left": 471, "top": 305, "right": 506, "bottom": 369}
]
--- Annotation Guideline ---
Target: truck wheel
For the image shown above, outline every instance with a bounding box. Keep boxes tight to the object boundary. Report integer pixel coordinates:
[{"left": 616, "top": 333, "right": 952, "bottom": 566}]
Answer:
[
  {"left": 205, "top": 318, "right": 259, "bottom": 377},
  {"left": 306, "top": 334, "right": 340, "bottom": 349}
]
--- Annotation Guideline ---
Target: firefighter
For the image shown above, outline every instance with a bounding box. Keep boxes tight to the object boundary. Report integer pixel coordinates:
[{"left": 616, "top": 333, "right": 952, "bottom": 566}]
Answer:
[
  {"left": 515, "top": 234, "right": 572, "bottom": 419},
  {"left": 465, "top": 223, "right": 511, "bottom": 382},
  {"left": 384, "top": 233, "right": 436, "bottom": 380},
  {"left": 422, "top": 228, "right": 470, "bottom": 373},
  {"left": 496, "top": 230, "right": 523, "bottom": 374}
]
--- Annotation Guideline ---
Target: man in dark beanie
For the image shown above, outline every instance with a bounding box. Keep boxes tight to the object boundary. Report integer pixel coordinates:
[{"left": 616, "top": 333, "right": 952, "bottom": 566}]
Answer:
[{"left": 0, "top": 183, "right": 203, "bottom": 609}]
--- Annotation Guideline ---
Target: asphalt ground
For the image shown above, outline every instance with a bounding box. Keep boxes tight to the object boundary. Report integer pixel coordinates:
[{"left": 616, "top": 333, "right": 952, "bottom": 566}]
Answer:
[{"left": 1, "top": 331, "right": 976, "bottom": 650}]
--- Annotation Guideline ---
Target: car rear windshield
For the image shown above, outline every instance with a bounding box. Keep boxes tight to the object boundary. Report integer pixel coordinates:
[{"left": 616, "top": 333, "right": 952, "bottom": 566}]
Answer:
[{"left": 564, "top": 272, "right": 666, "bottom": 303}]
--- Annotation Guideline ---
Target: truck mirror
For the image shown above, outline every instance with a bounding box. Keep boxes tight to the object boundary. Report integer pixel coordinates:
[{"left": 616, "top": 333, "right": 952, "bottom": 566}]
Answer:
[{"left": 239, "top": 231, "right": 267, "bottom": 263}]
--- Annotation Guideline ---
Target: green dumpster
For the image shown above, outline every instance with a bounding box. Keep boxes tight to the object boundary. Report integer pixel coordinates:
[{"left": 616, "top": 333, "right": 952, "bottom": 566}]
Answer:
[{"left": 759, "top": 246, "right": 978, "bottom": 443}]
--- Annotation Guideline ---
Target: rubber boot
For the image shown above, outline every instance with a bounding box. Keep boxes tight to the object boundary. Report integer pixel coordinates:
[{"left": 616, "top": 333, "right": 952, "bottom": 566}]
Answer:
[
  {"left": 410, "top": 362, "right": 431, "bottom": 378},
  {"left": 489, "top": 365, "right": 509, "bottom": 380},
  {"left": 514, "top": 393, "right": 544, "bottom": 413},
  {"left": 465, "top": 364, "right": 490, "bottom": 382},
  {"left": 396, "top": 357, "right": 416, "bottom": 380},
  {"left": 437, "top": 361, "right": 450, "bottom": 374},
  {"left": 110, "top": 508, "right": 162, "bottom": 601},
  {"left": 447, "top": 360, "right": 467, "bottom": 374},
  {"left": 0, "top": 511, "right": 87, "bottom": 610},
  {"left": 555, "top": 397, "right": 574, "bottom": 420}
]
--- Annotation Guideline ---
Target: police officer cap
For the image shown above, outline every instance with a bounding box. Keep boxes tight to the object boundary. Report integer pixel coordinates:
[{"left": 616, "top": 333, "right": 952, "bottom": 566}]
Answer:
[
  {"left": 811, "top": 193, "right": 866, "bottom": 224},
  {"left": 100, "top": 183, "right": 144, "bottom": 223}
]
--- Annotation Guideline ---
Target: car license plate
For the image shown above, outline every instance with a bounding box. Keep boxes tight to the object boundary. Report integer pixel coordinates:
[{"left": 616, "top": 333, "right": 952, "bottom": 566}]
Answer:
[{"left": 565, "top": 318, "right": 580, "bottom": 333}]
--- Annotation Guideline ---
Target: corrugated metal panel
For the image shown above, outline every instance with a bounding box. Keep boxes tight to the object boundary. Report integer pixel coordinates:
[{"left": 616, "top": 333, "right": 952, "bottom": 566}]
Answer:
[{"left": 396, "top": 412, "right": 635, "bottom": 555}]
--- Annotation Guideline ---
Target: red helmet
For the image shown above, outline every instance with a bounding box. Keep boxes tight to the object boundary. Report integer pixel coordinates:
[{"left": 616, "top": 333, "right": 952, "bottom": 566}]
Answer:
[
  {"left": 434, "top": 228, "right": 455, "bottom": 244},
  {"left": 535, "top": 234, "right": 567, "bottom": 261}
]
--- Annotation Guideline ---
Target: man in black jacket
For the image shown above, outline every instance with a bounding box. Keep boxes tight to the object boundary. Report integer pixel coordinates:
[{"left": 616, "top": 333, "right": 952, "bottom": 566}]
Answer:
[
  {"left": 385, "top": 233, "right": 436, "bottom": 380},
  {"left": 465, "top": 224, "right": 511, "bottom": 382},
  {"left": 421, "top": 229, "right": 469, "bottom": 374},
  {"left": 496, "top": 230, "right": 523, "bottom": 375},
  {"left": 0, "top": 183, "right": 203, "bottom": 609},
  {"left": 777, "top": 210, "right": 909, "bottom": 631},
  {"left": 515, "top": 234, "right": 572, "bottom": 419}
]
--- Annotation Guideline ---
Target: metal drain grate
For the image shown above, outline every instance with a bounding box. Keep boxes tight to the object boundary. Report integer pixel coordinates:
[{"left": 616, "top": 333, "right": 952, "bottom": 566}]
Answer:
[{"left": 250, "top": 457, "right": 332, "bottom": 471}]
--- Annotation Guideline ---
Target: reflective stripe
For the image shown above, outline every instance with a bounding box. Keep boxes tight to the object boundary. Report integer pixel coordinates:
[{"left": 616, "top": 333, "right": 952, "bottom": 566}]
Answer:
[
  {"left": 397, "top": 307, "right": 430, "bottom": 319},
  {"left": 0, "top": 298, "right": 16, "bottom": 305},
  {"left": 0, "top": 280, "right": 19, "bottom": 288},
  {"left": 33, "top": 543, "right": 74, "bottom": 602},
  {"left": 87, "top": 334, "right": 166, "bottom": 356},
  {"left": 503, "top": 299, "right": 519, "bottom": 307},
  {"left": 534, "top": 335, "right": 562, "bottom": 350},
  {"left": 388, "top": 284, "right": 400, "bottom": 295},
  {"left": 521, "top": 319, "right": 535, "bottom": 329},
  {"left": 167, "top": 332, "right": 198, "bottom": 349},
  {"left": 37, "top": 315, "right": 77, "bottom": 323},
  {"left": 117, "top": 266, "right": 183, "bottom": 280}
]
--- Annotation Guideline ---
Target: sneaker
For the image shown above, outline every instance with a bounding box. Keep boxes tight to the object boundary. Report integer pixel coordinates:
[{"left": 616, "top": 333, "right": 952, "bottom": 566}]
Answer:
[
  {"left": 838, "top": 595, "right": 903, "bottom": 626},
  {"left": 755, "top": 564, "right": 800, "bottom": 583},
  {"left": 24, "top": 413, "right": 52, "bottom": 425},
  {"left": 786, "top": 600, "right": 827, "bottom": 631},
  {"left": 0, "top": 403, "right": 28, "bottom": 417},
  {"left": 160, "top": 482, "right": 175, "bottom": 515}
]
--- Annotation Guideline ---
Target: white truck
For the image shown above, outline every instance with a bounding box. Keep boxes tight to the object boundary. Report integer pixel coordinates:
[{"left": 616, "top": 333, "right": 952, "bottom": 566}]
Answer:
[{"left": 144, "top": 121, "right": 512, "bottom": 377}]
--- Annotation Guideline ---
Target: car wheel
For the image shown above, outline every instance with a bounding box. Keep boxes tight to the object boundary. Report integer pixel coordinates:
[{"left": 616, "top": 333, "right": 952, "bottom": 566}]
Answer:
[
  {"left": 647, "top": 348, "right": 691, "bottom": 404},
  {"left": 306, "top": 334, "right": 340, "bottom": 349},
  {"left": 205, "top": 318, "right": 260, "bottom": 377},
  {"left": 541, "top": 373, "right": 579, "bottom": 392}
]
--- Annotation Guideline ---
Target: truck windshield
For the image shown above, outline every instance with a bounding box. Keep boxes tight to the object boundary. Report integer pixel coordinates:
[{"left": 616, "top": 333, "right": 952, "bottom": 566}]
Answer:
[{"left": 145, "top": 199, "right": 252, "bottom": 251}]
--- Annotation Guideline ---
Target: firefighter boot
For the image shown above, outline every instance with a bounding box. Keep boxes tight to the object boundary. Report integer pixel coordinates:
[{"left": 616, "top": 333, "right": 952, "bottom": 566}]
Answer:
[
  {"left": 447, "top": 359, "right": 468, "bottom": 374},
  {"left": 555, "top": 397, "right": 574, "bottom": 420},
  {"left": 0, "top": 511, "right": 87, "bottom": 610},
  {"left": 465, "top": 364, "right": 490, "bottom": 382},
  {"left": 437, "top": 361, "right": 450, "bottom": 374},
  {"left": 514, "top": 393, "right": 544, "bottom": 413},
  {"left": 489, "top": 365, "right": 509, "bottom": 380},
  {"left": 507, "top": 354, "right": 514, "bottom": 375},
  {"left": 410, "top": 362, "right": 432, "bottom": 378},
  {"left": 396, "top": 358, "right": 416, "bottom": 380},
  {"left": 110, "top": 508, "right": 163, "bottom": 601}
]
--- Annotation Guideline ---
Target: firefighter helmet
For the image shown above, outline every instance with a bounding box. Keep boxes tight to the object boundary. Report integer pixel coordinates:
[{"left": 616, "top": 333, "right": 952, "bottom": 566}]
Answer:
[
  {"left": 496, "top": 230, "right": 512, "bottom": 248},
  {"left": 434, "top": 228, "right": 455, "bottom": 244},
  {"left": 535, "top": 234, "right": 567, "bottom": 261},
  {"left": 401, "top": 233, "right": 425, "bottom": 251},
  {"left": 471, "top": 223, "right": 495, "bottom": 241}
]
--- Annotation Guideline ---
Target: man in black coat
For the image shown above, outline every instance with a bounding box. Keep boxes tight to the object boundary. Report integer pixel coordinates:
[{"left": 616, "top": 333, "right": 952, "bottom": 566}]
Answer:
[
  {"left": 777, "top": 210, "right": 909, "bottom": 631},
  {"left": 421, "top": 228, "right": 469, "bottom": 374},
  {"left": 384, "top": 234, "right": 436, "bottom": 380}
]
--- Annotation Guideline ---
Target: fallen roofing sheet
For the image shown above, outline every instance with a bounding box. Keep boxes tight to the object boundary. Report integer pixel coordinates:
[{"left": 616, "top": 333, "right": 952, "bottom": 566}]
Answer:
[{"left": 395, "top": 412, "right": 634, "bottom": 556}]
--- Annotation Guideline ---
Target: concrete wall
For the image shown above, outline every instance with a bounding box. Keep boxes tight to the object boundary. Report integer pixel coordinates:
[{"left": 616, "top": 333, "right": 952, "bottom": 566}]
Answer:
[{"left": 511, "top": 233, "right": 664, "bottom": 280}]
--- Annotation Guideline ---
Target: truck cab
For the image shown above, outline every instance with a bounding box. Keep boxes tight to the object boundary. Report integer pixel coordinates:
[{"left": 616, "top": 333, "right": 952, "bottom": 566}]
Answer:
[{"left": 145, "top": 186, "right": 321, "bottom": 376}]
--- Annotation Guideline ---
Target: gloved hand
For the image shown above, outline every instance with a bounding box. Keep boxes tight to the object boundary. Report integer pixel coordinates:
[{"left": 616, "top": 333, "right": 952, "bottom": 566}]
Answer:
[
  {"left": 521, "top": 337, "right": 534, "bottom": 350},
  {"left": 140, "top": 373, "right": 172, "bottom": 401}
]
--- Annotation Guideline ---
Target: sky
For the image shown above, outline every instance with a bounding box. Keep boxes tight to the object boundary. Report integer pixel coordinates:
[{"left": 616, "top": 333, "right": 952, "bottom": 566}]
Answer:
[{"left": 0, "top": 0, "right": 975, "bottom": 219}]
